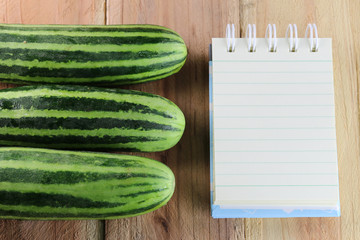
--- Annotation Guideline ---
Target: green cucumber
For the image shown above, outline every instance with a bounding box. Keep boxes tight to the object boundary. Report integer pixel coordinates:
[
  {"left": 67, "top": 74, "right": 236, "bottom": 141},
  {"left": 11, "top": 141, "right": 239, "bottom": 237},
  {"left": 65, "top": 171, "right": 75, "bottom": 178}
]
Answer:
[
  {"left": 0, "top": 24, "right": 187, "bottom": 85},
  {"left": 0, "top": 85, "right": 185, "bottom": 151},
  {"left": 0, "top": 147, "right": 175, "bottom": 220}
]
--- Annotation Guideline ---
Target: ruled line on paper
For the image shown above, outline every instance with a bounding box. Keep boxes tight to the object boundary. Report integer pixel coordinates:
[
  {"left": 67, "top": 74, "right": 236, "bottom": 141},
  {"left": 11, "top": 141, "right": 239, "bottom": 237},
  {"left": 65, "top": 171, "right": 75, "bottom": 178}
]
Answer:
[
  {"left": 213, "top": 71, "right": 333, "bottom": 74},
  {"left": 212, "top": 60, "right": 333, "bottom": 62},
  {"left": 216, "top": 173, "right": 338, "bottom": 175},
  {"left": 213, "top": 82, "right": 334, "bottom": 84},
  {"left": 215, "top": 150, "right": 337, "bottom": 152},
  {"left": 215, "top": 162, "right": 337, "bottom": 164},
  {"left": 214, "top": 116, "right": 336, "bottom": 118},
  {"left": 213, "top": 93, "right": 334, "bottom": 96},
  {"left": 214, "top": 127, "right": 336, "bottom": 129},
  {"left": 216, "top": 185, "right": 339, "bottom": 187},
  {"left": 216, "top": 139, "right": 336, "bottom": 141},
  {"left": 214, "top": 104, "right": 335, "bottom": 107}
]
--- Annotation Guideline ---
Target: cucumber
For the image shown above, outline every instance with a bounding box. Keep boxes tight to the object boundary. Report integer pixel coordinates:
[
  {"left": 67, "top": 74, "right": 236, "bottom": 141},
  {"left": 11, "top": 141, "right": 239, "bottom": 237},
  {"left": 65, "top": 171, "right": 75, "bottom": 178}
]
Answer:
[
  {"left": 0, "top": 85, "right": 185, "bottom": 152},
  {"left": 0, "top": 147, "right": 175, "bottom": 220},
  {"left": 0, "top": 24, "right": 187, "bottom": 85}
]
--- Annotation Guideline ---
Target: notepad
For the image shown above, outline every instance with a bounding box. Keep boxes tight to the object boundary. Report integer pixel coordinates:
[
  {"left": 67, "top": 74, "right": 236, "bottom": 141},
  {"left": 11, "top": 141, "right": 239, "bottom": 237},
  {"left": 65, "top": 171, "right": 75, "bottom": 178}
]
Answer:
[{"left": 210, "top": 31, "right": 340, "bottom": 218}]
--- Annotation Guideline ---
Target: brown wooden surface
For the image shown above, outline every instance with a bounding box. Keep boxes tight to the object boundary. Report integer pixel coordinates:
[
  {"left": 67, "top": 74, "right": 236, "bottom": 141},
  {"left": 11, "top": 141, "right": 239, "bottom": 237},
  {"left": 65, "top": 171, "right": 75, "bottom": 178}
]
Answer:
[{"left": 0, "top": 0, "right": 359, "bottom": 239}]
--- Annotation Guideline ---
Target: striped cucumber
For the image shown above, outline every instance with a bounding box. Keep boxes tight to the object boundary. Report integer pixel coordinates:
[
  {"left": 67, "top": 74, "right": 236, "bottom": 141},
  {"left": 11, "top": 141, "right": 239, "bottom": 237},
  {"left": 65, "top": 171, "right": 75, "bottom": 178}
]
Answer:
[
  {"left": 0, "top": 147, "right": 175, "bottom": 220},
  {"left": 0, "top": 24, "right": 187, "bottom": 85},
  {"left": 0, "top": 85, "right": 185, "bottom": 151}
]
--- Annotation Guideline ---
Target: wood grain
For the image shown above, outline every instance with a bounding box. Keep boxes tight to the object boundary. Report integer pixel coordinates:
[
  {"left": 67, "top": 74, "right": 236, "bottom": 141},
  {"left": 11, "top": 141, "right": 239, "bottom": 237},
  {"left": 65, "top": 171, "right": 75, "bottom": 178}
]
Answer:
[{"left": 0, "top": 0, "right": 360, "bottom": 239}]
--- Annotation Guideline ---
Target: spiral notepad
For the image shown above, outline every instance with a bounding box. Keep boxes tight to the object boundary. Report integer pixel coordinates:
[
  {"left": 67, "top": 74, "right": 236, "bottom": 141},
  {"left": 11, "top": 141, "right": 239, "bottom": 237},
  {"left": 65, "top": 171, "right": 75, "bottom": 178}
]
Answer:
[{"left": 209, "top": 24, "right": 340, "bottom": 218}]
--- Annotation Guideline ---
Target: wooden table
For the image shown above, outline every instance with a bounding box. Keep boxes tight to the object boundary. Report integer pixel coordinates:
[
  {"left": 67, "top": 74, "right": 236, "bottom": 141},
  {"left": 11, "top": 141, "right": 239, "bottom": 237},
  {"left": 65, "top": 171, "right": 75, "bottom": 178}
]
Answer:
[{"left": 0, "top": 0, "right": 359, "bottom": 239}]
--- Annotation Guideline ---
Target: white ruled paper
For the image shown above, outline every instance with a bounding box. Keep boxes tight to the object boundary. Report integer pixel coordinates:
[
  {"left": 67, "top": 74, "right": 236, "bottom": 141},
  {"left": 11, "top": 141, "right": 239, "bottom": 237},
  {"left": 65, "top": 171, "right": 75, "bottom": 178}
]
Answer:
[{"left": 211, "top": 38, "right": 339, "bottom": 208}]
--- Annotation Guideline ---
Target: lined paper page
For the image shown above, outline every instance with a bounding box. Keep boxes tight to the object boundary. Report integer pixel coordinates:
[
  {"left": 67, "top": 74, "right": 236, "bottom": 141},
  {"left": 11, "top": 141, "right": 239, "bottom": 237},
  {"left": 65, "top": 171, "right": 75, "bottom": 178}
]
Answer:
[{"left": 211, "top": 38, "right": 339, "bottom": 208}]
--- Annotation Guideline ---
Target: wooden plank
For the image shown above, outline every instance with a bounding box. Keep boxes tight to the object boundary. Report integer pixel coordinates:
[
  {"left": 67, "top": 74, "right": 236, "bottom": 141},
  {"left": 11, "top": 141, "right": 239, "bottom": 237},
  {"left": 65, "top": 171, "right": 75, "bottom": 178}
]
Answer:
[
  {"left": 0, "top": 0, "right": 105, "bottom": 24},
  {"left": 0, "top": 0, "right": 105, "bottom": 240},
  {"left": 335, "top": 0, "right": 360, "bottom": 239},
  {"left": 0, "top": 220, "right": 104, "bottom": 240}
]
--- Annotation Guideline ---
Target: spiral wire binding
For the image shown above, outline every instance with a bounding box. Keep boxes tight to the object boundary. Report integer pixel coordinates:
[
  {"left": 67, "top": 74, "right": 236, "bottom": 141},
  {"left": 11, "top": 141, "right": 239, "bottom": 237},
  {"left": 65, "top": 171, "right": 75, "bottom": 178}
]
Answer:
[
  {"left": 265, "top": 24, "right": 277, "bottom": 52},
  {"left": 286, "top": 24, "right": 299, "bottom": 52},
  {"left": 225, "top": 23, "right": 319, "bottom": 52},
  {"left": 226, "top": 24, "right": 236, "bottom": 52},
  {"left": 305, "top": 23, "right": 319, "bottom": 52},
  {"left": 246, "top": 24, "right": 256, "bottom": 52}
]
